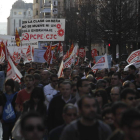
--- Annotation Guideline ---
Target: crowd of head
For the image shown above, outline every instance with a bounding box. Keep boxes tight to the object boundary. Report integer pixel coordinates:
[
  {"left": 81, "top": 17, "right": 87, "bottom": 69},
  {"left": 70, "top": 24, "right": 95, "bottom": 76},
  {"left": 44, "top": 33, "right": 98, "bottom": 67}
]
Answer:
[{"left": 0, "top": 59, "right": 140, "bottom": 140}]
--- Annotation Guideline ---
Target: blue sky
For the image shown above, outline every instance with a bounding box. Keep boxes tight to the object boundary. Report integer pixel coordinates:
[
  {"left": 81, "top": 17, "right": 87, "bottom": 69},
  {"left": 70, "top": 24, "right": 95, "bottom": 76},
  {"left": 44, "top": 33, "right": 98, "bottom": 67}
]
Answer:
[{"left": 0, "top": 0, "right": 33, "bottom": 22}]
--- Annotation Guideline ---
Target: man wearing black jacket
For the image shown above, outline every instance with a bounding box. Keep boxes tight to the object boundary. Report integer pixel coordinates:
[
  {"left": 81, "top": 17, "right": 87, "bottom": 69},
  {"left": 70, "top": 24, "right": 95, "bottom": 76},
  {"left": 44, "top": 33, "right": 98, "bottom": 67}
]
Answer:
[{"left": 48, "top": 81, "right": 74, "bottom": 131}]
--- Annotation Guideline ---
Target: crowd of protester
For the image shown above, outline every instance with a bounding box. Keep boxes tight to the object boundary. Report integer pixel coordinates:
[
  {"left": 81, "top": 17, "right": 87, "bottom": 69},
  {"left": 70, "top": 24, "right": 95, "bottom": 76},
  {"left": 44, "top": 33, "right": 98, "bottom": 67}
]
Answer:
[{"left": 0, "top": 59, "right": 140, "bottom": 140}]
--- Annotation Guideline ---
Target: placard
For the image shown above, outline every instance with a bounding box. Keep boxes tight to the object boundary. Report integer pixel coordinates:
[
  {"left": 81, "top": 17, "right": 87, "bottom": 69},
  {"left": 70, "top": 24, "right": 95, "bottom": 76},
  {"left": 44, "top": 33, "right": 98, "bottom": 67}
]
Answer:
[{"left": 22, "top": 19, "right": 65, "bottom": 42}]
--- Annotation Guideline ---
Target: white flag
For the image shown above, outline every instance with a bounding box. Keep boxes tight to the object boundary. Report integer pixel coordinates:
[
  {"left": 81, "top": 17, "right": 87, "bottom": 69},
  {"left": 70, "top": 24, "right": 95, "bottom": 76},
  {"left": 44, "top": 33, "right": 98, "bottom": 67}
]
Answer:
[
  {"left": 59, "top": 44, "right": 63, "bottom": 58},
  {"left": 58, "top": 61, "right": 64, "bottom": 77},
  {"left": 6, "top": 56, "right": 22, "bottom": 83},
  {"left": 64, "top": 43, "right": 79, "bottom": 68},
  {"left": 26, "top": 46, "right": 32, "bottom": 61},
  {"left": 92, "top": 54, "right": 109, "bottom": 73}
]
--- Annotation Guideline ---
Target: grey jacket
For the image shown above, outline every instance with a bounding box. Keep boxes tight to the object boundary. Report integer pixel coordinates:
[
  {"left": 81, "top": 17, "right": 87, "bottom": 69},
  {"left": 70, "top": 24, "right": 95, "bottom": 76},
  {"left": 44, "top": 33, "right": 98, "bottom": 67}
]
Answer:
[{"left": 60, "top": 119, "right": 112, "bottom": 140}]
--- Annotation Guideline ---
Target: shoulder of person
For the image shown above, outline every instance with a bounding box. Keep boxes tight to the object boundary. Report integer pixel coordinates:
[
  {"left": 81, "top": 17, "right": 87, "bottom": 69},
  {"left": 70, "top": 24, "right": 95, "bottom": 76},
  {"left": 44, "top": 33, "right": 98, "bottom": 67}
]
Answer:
[
  {"left": 98, "top": 120, "right": 112, "bottom": 131},
  {"left": 108, "top": 129, "right": 124, "bottom": 140},
  {"left": 63, "top": 119, "right": 79, "bottom": 132}
]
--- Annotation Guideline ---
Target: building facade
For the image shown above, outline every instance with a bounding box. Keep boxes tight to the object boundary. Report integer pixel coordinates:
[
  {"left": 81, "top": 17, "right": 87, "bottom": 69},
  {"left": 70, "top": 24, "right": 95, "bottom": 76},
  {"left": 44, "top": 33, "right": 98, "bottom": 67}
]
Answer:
[{"left": 7, "top": 0, "right": 33, "bottom": 36}]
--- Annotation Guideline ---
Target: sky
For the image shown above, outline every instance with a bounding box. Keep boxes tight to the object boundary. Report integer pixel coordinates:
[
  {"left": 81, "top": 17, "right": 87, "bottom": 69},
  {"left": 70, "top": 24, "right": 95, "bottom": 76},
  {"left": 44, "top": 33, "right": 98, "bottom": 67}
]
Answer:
[{"left": 0, "top": 0, "right": 33, "bottom": 22}]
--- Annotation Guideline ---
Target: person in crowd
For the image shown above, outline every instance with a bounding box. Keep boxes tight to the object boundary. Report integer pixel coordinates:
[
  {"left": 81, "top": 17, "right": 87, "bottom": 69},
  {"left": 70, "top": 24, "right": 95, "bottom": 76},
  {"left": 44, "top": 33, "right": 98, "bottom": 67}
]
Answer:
[
  {"left": 102, "top": 108, "right": 114, "bottom": 126},
  {"left": 103, "top": 77, "right": 111, "bottom": 88},
  {"left": 121, "top": 71, "right": 129, "bottom": 81},
  {"left": 106, "top": 73, "right": 122, "bottom": 96},
  {"left": 77, "top": 79, "right": 91, "bottom": 98},
  {"left": 22, "top": 87, "right": 47, "bottom": 118},
  {"left": 94, "top": 89, "right": 108, "bottom": 111},
  {"left": 32, "top": 63, "right": 37, "bottom": 70},
  {"left": 2, "top": 79, "right": 17, "bottom": 140},
  {"left": 124, "top": 65, "right": 137, "bottom": 82},
  {"left": 70, "top": 70, "right": 79, "bottom": 80},
  {"left": 24, "top": 63, "right": 31, "bottom": 75},
  {"left": 86, "top": 74, "right": 94, "bottom": 83},
  {"left": 40, "top": 70, "right": 50, "bottom": 86},
  {"left": 17, "top": 63, "right": 25, "bottom": 76},
  {"left": 71, "top": 83, "right": 77, "bottom": 97},
  {"left": 110, "top": 86, "right": 121, "bottom": 104},
  {"left": 20, "top": 112, "right": 46, "bottom": 140},
  {"left": 134, "top": 73, "right": 140, "bottom": 93},
  {"left": 100, "top": 69, "right": 106, "bottom": 78},
  {"left": 94, "top": 79, "right": 107, "bottom": 93},
  {"left": 60, "top": 95, "right": 112, "bottom": 140},
  {"left": 50, "top": 68, "right": 57, "bottom": 75},
  {"left": 118, "top": 61, "right": 127, "bottom": 73},
  {"left": 120, "top": 88, "right": 137, "bottom": 108},
  {"left": 111, "top": 102, "right": 128, "bottom": 131},
  {"left": 48, "top": 81, "right": 74, "bottom": 131},
  {"left": 49, "top": 104, "right": 77, "bottom": 140},
  {"left": 14, "top": 81, "right": 21, "bottom": 92},
  {"left": 15, "top": 75, "right": 35, "bottom": 112},
  {"left": 110, "top": 67, "right": 117, "bottom": 73},
  {"left": 33, "top": 73, "right": 43, "bottom": 88},
  {"left": 95, "top": 70, "right": 102, "bottom": 80},
  {"left": 63, "top": 68, "right": 71, "bottom": 79},
  {"left": 72, "top": 75, "right": 81, "bottom": 84},
  {"left": 109, "top": 109, "right": 140, "bottom": 140},
  {"left": 44, "top": 74, "right": 58, "bottom": 109},
  {"left": 73, "top": 65, "right": 80, "bottom": 73},
  {"left": 28, "top": 68, "right": 35, "bottom": 75},
  {"left": 123, "top": 81, "right": 136, "bottom": 91},
  {"left": 85, "top": 67, "right": 92, "bottom": 77}
]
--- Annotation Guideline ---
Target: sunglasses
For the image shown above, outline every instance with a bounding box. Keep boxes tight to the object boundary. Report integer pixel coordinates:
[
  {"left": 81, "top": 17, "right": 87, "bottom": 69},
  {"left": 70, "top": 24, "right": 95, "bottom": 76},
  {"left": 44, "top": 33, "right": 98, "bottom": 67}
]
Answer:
[
  {"left": 24, "top": 124, "right": 45, "bottom": 132},
  {"left": 127, "top": 97, "right": 137, "bottom": 101}
]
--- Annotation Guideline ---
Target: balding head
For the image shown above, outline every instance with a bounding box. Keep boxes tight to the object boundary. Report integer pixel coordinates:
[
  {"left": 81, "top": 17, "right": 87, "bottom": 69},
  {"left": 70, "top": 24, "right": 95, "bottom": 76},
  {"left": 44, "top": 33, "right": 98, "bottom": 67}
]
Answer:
[
  {"left": 41, "top": 70, "right": 50, "bottom": 81},
  {"left": 110, "top": 86, "right": 120, "bottom": 103}
]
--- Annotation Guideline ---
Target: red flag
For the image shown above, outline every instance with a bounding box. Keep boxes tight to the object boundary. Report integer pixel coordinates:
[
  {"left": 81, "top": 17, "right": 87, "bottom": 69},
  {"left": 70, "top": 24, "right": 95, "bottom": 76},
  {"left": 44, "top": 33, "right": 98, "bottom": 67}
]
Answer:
[
  {"left": 32, "top": 46, "right": 34, "bottom": 57},
  {"left": 57, "top": 42, "right": 61, "bottom": 52},
  {"left": 15, "top": 29, "right": 20, "bottom": 47},
  {"left": 69, "top": 43, "right": 74, "bottom": 56},
  {"left": 44, "top": 45, "right": 52, "bottom": 64}
]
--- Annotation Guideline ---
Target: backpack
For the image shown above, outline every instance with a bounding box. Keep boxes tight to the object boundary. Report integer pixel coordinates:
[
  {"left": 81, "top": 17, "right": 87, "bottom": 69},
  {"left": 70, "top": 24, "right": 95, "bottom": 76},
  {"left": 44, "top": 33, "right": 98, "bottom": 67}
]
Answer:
[{"left": 2, "top": 92, "right": 17, "bottom": 123}]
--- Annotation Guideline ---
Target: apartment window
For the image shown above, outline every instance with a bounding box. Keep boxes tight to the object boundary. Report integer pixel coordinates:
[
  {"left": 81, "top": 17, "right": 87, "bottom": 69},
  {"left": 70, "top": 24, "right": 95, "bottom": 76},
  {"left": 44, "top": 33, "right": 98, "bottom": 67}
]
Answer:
[
  {"left": 18, "top": 12, "right": 22, "bottom": 15},
  {"left": 19, "top": 19, "right": 21, "bottom": 27},
  {"left": 36, "top": 0, "right": 38, "bottom": 3},
  {"left": 14, "top": 19, "right": 15, "bottom": 34},
  {"left": 14, "top": 12, "right": 17, "bottom": 15},
  {"left": 24, "top": 12, "right": 26, "bottom": 15},
  {"left": 36, "top": 10, "right": 38, "bottom": 15}
]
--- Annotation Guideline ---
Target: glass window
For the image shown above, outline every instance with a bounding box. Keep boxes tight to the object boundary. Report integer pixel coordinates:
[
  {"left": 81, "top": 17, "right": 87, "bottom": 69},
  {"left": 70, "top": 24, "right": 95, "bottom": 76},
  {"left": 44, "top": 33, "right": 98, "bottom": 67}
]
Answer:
[
  {"left": 36, "top": 0, "right": 38, "bottom": 3},
  {"left": 14, "top": 12, "right": 17, "bottom": 15},
  {"left": 18, "top": 12, "right": 22, "bottom": 15},
  {"left": 36, "top": 10, "right": 38, "bottom": 15}
]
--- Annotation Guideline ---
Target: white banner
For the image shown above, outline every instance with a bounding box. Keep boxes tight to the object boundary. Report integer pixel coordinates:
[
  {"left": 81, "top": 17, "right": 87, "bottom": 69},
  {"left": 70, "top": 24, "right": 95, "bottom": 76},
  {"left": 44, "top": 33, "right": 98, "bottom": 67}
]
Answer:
[
  {"left": 92, "top": 54, "right": 109, "bottom": 73},
  {"left": 6, "top": 56, "right": 22, "bottom": 83},
  {"left": 127, "top": 49, "right": 140, "bottom": 64},
  {"left": 22, "top": 19, "right": 65, "bottom": 42}
]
